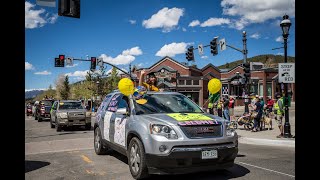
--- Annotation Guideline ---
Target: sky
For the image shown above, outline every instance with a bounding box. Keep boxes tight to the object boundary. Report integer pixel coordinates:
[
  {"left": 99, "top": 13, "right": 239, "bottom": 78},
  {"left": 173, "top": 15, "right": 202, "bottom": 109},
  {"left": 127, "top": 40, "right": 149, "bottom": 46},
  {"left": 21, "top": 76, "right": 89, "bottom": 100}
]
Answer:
[{"left": 25, "top": 0, "right": 295, "bottom": 91}]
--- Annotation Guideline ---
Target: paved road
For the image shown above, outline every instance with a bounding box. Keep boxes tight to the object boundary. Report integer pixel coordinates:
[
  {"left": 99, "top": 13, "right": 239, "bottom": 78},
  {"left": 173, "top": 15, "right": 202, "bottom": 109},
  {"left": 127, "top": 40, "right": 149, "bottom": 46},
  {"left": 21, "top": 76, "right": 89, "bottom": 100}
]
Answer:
[{"left": 25, "top": 115, "right": 295, "bottom": 180}]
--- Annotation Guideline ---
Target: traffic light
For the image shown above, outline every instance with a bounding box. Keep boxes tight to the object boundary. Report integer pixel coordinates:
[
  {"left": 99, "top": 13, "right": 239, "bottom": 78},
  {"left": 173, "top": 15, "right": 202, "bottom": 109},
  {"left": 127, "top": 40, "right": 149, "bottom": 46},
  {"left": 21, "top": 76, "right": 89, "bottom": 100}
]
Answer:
[
  {"left": 243, "top": 62, "right": 250, "bottom": 83},
  {"left": 185, "top": 46, "right": 194, "bottom": 61},
  {"left": 90, "top": 57, "right": 96, "bottom": 70},
  {"left": 210, "top": 37, "right": 218, "bottom": 55},
  {"left": 58, "top": 0, "right": 80, "bottom": 18},
  {"left": 55, "top": 54, "right": 65, "bottom": 67}
]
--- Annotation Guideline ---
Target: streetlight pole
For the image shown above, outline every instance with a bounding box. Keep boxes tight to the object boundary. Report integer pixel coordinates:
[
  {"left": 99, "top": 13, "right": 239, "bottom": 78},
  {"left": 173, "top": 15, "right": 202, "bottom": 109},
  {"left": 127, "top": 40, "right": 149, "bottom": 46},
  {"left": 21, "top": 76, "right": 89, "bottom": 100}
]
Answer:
[
  {"left": 280, "top": 14, "right": 292, "bottom": 138},
  {"left": 242, "top": 31, "right": 250, "bottom": 113}
]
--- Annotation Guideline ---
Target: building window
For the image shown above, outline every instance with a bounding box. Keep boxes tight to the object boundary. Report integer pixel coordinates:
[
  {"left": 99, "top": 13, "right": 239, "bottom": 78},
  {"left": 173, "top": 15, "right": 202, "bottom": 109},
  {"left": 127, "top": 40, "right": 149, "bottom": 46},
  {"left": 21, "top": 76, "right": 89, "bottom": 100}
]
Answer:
[
  {"left": 259, "top": 84, "right": 263, "bottom": 96},
  {"left": 267, "top": 83, "right": 272, "bottom": 97},
  {"left": 186, "top": 80, "right": 192, "bottom": 85},
  {"left": 179, "top": 80, "right": 185, "bottom": 85},
  {"left": 250, "top": 83, "right": 258, "bottom": 95},
  {"left": 193, "top": 80, "right": 199, "bottom": 85}
]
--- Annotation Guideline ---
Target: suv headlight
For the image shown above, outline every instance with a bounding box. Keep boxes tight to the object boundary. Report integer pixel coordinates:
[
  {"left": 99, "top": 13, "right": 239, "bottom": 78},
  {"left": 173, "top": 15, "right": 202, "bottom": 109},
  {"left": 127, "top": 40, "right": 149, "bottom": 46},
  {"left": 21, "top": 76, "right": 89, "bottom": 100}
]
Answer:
[
  {"left": 150, "top": 124, "right": 178, "bottom": 139},
  {"left": 57, "top": 112, "right": 68, "bottom": 119},
  {"left": 226, "top": 121, "right": 235, "bottom": 137}
]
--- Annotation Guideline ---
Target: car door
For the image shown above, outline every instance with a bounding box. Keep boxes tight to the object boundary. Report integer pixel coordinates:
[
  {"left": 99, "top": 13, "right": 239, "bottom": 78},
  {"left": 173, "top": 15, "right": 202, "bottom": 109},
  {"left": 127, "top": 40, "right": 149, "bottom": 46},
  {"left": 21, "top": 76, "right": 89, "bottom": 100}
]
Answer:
[
  {"left": 99, "top": 94, "right": 116, "bottom": 141},
  {"left": 102, "top": 93, "right": 123, "bottom": 144},
  {"left": 50, "top": 101, "right": 57, "bottom": 123}
]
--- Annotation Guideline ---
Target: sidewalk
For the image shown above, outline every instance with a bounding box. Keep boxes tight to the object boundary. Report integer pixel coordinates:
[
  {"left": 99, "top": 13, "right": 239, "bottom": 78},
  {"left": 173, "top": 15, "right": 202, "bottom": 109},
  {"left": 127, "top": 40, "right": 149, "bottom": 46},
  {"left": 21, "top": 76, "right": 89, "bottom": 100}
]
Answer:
[{"left": 233, "top": 102, "right": 295, "bottom": 148}]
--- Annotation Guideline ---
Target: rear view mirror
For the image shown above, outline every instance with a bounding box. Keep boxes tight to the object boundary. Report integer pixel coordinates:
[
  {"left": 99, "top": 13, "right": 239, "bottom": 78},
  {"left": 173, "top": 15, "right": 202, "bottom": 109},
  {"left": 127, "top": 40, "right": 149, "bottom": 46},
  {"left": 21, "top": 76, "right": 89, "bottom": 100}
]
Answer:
[{"left": 116, "top": 108, "right": 127, "bottom": 115}]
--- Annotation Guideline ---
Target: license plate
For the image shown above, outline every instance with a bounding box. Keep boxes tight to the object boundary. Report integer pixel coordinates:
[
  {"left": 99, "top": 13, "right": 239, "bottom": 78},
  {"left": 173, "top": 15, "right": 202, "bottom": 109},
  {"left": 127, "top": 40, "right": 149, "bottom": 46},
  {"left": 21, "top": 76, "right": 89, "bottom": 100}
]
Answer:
[{"left": 201, "top": 150, "right": 218, "bottom": 159}]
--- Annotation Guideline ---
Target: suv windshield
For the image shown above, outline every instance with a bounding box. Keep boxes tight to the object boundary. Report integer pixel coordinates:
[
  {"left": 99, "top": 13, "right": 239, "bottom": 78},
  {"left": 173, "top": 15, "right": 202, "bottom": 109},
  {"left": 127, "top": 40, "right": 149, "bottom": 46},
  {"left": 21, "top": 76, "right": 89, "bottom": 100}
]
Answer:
[
  {"left": 41, "top": 100, "right": 53, "bottom": 106},
  {"left": 133, "top": 94, "right": 202, "bottom": 115},
  {"left": 59, "top": 102, "right": 83, "bottom": 110}
]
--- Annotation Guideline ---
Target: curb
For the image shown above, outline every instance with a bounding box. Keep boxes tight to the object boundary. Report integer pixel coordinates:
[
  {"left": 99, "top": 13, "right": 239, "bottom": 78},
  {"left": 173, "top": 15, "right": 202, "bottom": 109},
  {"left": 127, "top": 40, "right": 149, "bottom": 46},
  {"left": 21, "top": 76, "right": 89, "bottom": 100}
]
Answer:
[{"left": 238, "top": 137, "right": 295, "bottom": 148}]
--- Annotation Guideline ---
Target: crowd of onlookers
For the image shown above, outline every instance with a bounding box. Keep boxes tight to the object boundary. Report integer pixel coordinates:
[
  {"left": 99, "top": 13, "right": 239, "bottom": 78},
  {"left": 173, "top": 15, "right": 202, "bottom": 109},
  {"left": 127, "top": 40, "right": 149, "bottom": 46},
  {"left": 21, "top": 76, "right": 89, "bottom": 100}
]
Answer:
[{"left": 207, "top": 92, "right": 288, "bottom": 138}]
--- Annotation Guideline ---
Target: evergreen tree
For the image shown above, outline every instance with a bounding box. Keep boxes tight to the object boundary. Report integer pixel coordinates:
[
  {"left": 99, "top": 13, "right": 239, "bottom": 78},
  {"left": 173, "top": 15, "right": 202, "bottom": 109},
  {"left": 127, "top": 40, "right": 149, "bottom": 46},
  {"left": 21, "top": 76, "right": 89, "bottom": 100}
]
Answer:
[{"left": 60, "top": 75, "right": 70, "bottom": 100}]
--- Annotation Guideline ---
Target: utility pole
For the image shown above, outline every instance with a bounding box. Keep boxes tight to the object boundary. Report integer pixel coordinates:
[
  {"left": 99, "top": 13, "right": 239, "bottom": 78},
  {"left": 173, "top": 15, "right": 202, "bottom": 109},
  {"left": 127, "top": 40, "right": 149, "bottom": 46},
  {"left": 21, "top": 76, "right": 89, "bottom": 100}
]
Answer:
[{"left": 242, "top": 31, "right": 250, "bottom": 113}]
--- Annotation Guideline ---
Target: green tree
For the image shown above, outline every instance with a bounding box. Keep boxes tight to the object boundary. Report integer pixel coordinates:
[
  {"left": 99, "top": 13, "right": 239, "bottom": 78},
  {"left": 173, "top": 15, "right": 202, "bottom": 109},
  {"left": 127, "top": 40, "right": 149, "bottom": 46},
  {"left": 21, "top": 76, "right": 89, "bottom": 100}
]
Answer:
[
  {"left": 225, "top": 63, "right": 230, "bottom": 68},
  {"left": 60, "top": 75, "right": 71, "bottom": 100}
]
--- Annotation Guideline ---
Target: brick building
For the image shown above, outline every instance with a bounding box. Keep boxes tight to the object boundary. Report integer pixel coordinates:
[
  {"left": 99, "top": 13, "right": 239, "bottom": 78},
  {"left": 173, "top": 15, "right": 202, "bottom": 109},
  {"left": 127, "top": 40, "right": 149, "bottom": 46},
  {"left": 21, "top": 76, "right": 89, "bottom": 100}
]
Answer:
[{"left": 132, "top": 56, "right": 295, "bottom": 108}]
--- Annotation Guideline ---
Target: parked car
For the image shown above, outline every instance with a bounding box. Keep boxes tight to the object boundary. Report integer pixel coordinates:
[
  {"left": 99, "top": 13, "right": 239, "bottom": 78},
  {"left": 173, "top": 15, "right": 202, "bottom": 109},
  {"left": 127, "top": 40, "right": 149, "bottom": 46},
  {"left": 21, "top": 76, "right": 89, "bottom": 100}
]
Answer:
[
  {"left": 26, "top": 104, "right": 32, "bottom": 116},
  {"left": 35, "top": 100, "right": 54, "bottom": 122},
  {"left": 50, "top": 100, "right": 91, "bottom": 132},
  {"left": 94, "top": 91, "right": 238, "bottom": 179}
]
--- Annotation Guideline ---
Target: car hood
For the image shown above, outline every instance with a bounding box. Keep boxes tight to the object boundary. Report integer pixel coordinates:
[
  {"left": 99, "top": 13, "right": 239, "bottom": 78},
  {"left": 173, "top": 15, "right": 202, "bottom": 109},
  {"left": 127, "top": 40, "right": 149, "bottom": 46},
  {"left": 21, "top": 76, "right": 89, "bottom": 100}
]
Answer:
[
  {"left": 57, "top": 109, "right": 86, "bottom": 113},
  {"left": 140, "top": 113, "right": 226, "bottom": 126}
]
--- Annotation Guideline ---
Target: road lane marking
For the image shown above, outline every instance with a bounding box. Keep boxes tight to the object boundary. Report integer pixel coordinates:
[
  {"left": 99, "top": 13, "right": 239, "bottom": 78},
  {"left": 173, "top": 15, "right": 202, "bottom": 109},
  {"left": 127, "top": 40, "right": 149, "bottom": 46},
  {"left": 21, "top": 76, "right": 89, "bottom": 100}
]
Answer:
[
  {"left": 237, "top": 161, "right": 295, "bottom": 178},
  {"left": 81, "top": 155, "right": 93, "bottom": 163}
]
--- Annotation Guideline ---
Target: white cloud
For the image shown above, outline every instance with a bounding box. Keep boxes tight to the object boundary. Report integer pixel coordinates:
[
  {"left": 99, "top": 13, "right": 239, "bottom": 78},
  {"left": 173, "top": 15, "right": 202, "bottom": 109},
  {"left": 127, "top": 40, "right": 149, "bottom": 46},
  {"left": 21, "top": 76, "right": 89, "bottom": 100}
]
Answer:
[
  {"left": 129, "top": 20, "right": 136, "bottom": 24},
  {"left": 137, "top": 63, "right": 144, "bottom": 67},
  {"left": 277, "top": 52, "right": 284, "bottom": 55},
  {"left": 65, "top": 70, "right": 89, "bottom": 78},
  {"left": 156, "top": 42, "right": 189, "bottom": 57},
  {"left": 201, "top": 56, "right": 209, "bottom": 59},
  {"left": 182, "top": 28, "right": 187, "bottom": 32},
  {"left": 25, "top": 62, "right": 34, "bottom": 70},
  {"left": 250, "top": 33, "right": 261, "bottom": 39},
  {"left": 122, "top": 46, "right": 143, "bottom": 56},
  {"left": 221, "top": 0, "right": 295, "bottom": 29},
  {"left": 142, "top": 7, "right": 184, "bottom": 32},
  {"left": 66, "top": 63, "right": 79, "bottom": 68},
  {"left": 276, "top": 36, "right": 283, "bottom": 42},
  {"left": 34, "top": 70, "right": 51, "bottom": 75},
  {"left": 189, "top": 20, "right": 200, "bottom": 27},
  {"left": 200, "top": 18, "right": 231, "bottom": 27},
  {"left": 25, "top": 1, "right": 58, "bottom": 29},
  {"left": 100, "top": 47, "right": 142, "bottom": 65}
]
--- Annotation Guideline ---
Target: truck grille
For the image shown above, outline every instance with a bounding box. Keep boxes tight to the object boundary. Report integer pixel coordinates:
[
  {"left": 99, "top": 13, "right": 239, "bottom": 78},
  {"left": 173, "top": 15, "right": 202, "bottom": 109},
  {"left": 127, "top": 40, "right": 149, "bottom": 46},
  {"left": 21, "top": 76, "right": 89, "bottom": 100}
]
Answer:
[
  {"left": 68, "top": 112, "right": 85, "bottom": 120},
  {"left": 179, "top": 125, "right": 223, "bottom": 139}
]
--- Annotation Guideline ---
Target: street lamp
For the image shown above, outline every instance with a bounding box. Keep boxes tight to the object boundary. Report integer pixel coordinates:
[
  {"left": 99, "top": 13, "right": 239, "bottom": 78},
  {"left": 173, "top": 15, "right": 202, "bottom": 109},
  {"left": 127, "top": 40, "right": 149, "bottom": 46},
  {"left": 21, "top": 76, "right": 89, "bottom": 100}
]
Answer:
[{"left": 280, "top": 14, "right": 292, "bottom": 138}]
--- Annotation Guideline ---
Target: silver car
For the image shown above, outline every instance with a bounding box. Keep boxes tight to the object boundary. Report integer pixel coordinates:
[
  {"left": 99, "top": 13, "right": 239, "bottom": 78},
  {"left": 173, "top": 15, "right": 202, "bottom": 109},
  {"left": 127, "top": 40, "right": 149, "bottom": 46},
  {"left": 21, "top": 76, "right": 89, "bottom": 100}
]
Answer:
[
  {"left": 94, "top": 91, "right": 238, "bottom": 179},
  {"left": 50, "top": 100, "right": 91, "bottom": 132}
]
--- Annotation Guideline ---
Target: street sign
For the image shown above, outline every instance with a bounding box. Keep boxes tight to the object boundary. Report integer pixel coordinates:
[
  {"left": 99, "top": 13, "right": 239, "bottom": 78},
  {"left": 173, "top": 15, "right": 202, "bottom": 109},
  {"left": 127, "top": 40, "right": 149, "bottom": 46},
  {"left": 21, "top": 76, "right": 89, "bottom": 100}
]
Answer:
[
  {"left": 66, "top": 57, "right": 73, "bottom": 66},
  {"left": 97, "top": 57, "right": 104, "bottom": 67},
  {"left": 278, "top": 63, "right": 295, "bottom": 83},
  {"left": 219, "top": 38, "right": 226, "bottom": 51},
  {"left": 198, "top": 44, "right": 203, "bottom": 55}
]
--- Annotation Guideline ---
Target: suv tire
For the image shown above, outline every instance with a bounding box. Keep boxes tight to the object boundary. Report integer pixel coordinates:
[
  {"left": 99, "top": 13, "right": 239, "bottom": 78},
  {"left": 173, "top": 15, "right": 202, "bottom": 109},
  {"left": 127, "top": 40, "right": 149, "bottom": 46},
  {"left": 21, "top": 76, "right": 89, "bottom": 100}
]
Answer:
[
  {"left": 94, "top": 127, "right": 108, "bottom": 155},
  {"left": 56, "top": 120, "right": 61, "bottom": 132},
  {"left": 85, "top": 123, "right": 91, "bottom": 130},
  {"left": 128, "top": 137, "right": 149, "bottom": 179},
  {"left": 50, "top": 117, "right": 55, "bottom": 128}
]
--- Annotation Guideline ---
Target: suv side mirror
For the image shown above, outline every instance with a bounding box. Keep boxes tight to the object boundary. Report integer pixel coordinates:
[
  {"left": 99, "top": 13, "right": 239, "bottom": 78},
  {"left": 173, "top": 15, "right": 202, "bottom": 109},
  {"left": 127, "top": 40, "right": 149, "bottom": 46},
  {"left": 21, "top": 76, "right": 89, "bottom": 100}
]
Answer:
[{"left": 116, "top": 108, "right": 127, "bottom": 115}]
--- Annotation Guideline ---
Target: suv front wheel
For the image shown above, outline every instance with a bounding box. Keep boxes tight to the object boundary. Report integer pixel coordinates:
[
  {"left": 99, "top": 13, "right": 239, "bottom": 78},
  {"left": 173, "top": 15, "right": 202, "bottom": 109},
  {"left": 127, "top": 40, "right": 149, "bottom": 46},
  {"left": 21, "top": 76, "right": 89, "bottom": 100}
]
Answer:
[{"left": 128, "top": 137, "right": 149, "bottom": 179}]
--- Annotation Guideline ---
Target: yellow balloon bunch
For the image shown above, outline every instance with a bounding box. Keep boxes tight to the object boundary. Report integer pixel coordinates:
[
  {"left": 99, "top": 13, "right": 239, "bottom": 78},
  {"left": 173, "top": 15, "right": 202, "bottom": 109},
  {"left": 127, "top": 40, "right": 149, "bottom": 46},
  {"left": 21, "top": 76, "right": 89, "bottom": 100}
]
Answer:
[{"left": 208, "top": 78, "right": 222, "bottom": 94}]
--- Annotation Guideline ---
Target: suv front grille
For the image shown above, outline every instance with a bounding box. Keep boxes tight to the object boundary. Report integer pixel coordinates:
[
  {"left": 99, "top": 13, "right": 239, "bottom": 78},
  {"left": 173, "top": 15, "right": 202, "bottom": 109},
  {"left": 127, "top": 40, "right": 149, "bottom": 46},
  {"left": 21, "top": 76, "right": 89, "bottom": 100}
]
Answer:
[{"left": 179, "top": 125, "right": 223, "bottom": 138}]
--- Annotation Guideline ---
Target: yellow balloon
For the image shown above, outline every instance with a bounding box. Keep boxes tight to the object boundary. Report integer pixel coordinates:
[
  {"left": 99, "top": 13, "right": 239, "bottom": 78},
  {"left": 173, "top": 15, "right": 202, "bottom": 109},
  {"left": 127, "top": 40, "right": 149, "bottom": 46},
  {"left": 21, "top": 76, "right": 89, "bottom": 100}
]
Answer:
[
  {"left": 208, "top": 78, "right": 222, "bottom": 94},
  {"left": 118, "top": 78, "right": 135, "bottom": 96}
]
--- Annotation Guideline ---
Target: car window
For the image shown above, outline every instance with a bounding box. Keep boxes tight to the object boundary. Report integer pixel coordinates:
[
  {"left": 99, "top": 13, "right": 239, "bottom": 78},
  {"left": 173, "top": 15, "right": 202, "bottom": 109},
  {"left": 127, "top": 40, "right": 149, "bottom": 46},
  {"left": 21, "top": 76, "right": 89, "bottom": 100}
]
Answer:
[
  {"left": 106, "top": 94, "right": 122, "bottom": 112},
  {"left": 59, "top": 102, "right": 84, "bottom": 110},
  {"left": 98, "top": 95, "right": 112, "bottom": 113},
  {"left": 41, "top": 100, "right": 53, "bottom": 106},
  {"left": 134, "top": 94, "right": 202, "bottom": 115}
]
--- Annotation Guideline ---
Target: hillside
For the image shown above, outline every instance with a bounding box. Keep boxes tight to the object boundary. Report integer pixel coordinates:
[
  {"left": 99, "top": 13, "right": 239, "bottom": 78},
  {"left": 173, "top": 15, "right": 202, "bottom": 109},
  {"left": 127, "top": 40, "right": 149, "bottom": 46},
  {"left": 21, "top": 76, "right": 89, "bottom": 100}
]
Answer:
[
  {"left": 218, "top": 54, "right": 295, "bottom": 69},
  {"left": 25, "top": 90, "right": 44, "bottom": 99}
]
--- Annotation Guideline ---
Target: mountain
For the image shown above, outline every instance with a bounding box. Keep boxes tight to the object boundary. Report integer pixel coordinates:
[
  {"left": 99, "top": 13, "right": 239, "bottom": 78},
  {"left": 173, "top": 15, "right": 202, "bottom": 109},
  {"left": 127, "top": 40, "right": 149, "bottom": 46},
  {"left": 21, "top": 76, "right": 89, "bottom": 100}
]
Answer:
[
  {"left": 25, "top": 90, "right": 44, "bottom": 99},
  {"left": 217, "top": 54, "right": 295, "bottom": 69}
]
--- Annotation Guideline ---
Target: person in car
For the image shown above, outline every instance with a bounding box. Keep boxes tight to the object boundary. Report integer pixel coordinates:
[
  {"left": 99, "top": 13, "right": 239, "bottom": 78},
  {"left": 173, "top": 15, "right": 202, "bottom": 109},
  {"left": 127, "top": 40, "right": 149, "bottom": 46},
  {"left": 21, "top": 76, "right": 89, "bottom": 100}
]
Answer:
[{"left": 139, "top": 69, "right": 159, "bottom": 92}]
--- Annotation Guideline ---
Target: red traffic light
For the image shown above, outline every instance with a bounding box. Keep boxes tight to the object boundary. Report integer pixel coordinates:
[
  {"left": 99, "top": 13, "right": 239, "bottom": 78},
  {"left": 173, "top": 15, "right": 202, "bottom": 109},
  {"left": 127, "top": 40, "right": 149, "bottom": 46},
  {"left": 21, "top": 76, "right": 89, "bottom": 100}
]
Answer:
[
  {"left": 91, "top": 57, "right": 96, "bottom": 62},
  {"left": 59, "top": 55, "right": 65, "bottom": 61}
]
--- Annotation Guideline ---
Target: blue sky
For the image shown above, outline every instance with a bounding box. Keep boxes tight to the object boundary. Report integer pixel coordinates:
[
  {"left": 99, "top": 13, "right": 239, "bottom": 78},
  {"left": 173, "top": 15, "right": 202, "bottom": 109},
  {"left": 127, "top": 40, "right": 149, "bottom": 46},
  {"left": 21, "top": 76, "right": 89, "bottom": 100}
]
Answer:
[{"left": 25, "top": 0, "right": 295, "bottom": 91}]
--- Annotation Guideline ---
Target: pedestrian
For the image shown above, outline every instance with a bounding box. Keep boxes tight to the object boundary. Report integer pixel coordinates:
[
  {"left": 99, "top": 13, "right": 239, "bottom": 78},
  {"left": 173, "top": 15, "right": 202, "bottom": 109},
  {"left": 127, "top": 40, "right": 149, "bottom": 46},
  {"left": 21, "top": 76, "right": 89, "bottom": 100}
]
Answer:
[
  {"left": 259, "top": 96, "right": 265, "bottom": 130},
  {"left": 208, "top": 92, "right": 220, "bottom": 115},
  {"left": 228, "top": 96, "right": 235, "bottom": 121},
  {"left": 217, "top": 99, "right": 223, "bottom": 117},
  {"left": 273, "top": 93, "right": 284, "bottom": 138},
  {"left": 266, "top": 96, "right": 274, "bottom": 115},
  {"left": 139, "top": 69, "right": 159, "bottom": 92},
  {"left": 252, "top": 97, "right": 263, "bottom": 132},
  {"left": 223, "top": 95, "right": 230, "bottom": 121}
]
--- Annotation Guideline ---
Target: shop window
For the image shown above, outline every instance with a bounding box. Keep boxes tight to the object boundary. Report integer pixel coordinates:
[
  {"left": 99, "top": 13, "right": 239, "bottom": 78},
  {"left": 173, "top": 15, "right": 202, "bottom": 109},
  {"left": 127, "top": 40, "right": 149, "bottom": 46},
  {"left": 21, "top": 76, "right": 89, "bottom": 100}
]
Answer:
[
  {"left": 186, "top": 80, "right": 192, "bottom": 85},
  {"left": 193, "top": 80, "right": 199, "bottom": 85},
  {"left": 267, "top": 83, "right": 272, "bottom": 97},
  {"left": 179, "top": 80, "right": 185, "bottom": 85},
  {"left": 259, "top": 84, "right": 263, "bottom": 96}
]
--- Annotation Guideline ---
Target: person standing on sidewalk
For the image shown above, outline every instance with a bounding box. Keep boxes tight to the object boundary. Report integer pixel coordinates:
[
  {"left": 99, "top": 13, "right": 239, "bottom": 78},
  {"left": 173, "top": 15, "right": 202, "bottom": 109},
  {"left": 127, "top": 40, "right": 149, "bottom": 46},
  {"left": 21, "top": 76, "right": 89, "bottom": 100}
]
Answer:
[
  {"left": 217, "top": 99, "right": 223, "bottom": 117},
  {"left": 252, "top": 97, "right": 263, "bottom": 132},
  {"left": 228, "top": 96, "right": 235, "bottom": 121},
  {"left": 274, "top": 93, "right": 284, "bottom": 138},
  {"left": 223, "top": 95, "right": 230, "bottom": 121},
  {"left": 266, "top": 97, "right": 274, "bottom": 115}
]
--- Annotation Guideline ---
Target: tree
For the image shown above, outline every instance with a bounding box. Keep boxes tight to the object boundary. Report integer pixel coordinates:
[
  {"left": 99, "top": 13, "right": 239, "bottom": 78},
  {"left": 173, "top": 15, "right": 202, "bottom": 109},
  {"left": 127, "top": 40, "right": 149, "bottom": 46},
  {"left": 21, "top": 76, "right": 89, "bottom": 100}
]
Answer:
[
  {"left": 60, "top": 75, "right": 71, "bottom": 100},
  {"left": 48, "top": 84, "right": 53, "bottom": 90},
  {"left": 225, "top": 63, "right": 230, "bottom": 68},
  {"left": 55, "top": 74, "right": 65, "bottom": 100}
]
